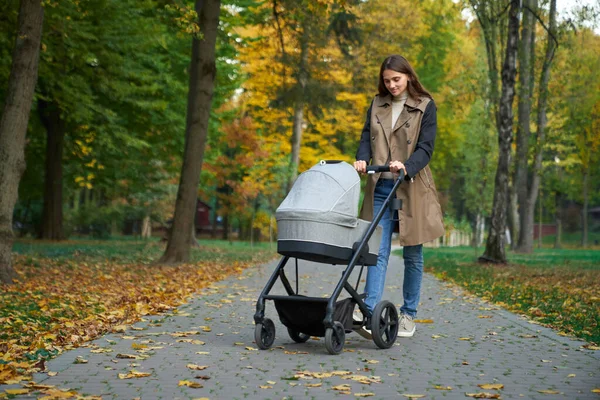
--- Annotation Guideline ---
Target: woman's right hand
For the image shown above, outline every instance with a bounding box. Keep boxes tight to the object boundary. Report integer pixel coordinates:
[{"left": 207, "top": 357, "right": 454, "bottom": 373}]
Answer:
[{"left": 354, "top": 160, "right": 367, "bottom": 173}]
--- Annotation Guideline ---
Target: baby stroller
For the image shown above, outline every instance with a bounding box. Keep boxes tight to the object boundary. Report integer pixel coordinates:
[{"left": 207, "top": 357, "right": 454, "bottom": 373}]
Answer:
[{"left": 253, "top": 160, "right": 404, "bottom": 354}]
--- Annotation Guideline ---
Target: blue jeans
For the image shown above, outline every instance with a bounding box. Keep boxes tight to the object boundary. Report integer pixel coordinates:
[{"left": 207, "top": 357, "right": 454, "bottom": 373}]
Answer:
[{"left": 364, "top": 179, "right": 424, "bottom": 318}]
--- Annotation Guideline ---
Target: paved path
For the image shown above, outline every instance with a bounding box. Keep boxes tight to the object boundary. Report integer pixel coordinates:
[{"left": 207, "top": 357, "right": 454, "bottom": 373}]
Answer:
[{"left": 3, "top": 250, "right": 599, "bottom": 399}]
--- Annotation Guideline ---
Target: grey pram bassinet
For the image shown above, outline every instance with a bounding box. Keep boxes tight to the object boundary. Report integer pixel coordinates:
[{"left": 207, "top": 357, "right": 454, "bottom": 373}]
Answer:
[{"left": 276, "top": 160, "right": 382, "bottom": 265}]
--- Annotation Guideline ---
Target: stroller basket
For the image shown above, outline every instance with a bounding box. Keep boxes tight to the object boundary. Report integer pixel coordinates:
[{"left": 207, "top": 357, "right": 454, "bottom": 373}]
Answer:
[{"left": 272, "top": 296, "right": 355, "bottom": 337}]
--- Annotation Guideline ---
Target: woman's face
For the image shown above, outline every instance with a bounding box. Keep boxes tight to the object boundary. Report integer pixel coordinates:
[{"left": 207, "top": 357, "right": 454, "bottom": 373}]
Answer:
[{"left": 382, "top": 69, "right": 409, "bottom": 96}]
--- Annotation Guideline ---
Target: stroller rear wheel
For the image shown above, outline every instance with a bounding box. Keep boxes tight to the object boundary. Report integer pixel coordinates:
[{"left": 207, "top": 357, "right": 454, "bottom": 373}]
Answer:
[
  {"left": 371, "top": 300, "right": 398, "bottom": 349},
  {"left": 325, "top": 321, "right": 345, "bottom": 355},
  {"left": 288, "top": 328, "right": 310, "bottom": 343},
  {"left": 255, "top": 318, "right": 276, "bottom": 349}
]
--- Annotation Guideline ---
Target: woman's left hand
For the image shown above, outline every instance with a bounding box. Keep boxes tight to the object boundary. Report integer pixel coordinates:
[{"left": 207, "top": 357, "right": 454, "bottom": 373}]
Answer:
[{"left": 389, "top": 160, "right": 407, "bottom": 176}]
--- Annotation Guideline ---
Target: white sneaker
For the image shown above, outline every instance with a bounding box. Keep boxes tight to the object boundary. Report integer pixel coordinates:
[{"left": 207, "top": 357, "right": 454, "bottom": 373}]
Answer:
[
  {"left": 353, "top": 309, "right": 372, "bottom": 340},
  {"left": 398, "top": 314, "right": 416, "bottom": 337}
]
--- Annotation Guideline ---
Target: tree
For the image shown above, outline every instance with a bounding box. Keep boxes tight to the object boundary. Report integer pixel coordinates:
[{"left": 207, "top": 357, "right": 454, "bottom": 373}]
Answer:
[
  {"left": 160, "top": 0, "right": 221, "bottom": 263},
  {"left": 513, "top": 0, "right": 537, "bottom": 250},
  {"left": 0, "top": 0, "right": 44, "bottom": 284},
  {"left": 513, "top": 0, "right": 558, "bottom": 253},
  {"left": 477, "top": 0, "right": 520, "bottom": 264}
]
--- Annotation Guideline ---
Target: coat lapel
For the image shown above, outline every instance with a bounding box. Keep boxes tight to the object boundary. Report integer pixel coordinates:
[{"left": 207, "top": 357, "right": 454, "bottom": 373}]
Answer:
[
  {"left": 392, "top": 96, "right": 419, "bottom": 132},
  {"left": 374, "top": 94, "right": 393, "bottom": 146}
]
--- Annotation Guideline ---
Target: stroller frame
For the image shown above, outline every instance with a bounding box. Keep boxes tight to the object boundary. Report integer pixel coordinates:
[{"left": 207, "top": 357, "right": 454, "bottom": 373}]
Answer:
[{"left": 254, "top": 164, "right": 404, "bottom": 354}]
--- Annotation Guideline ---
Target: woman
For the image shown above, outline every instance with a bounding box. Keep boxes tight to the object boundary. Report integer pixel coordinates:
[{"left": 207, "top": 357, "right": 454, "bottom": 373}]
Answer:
[{"left": 354, "top": 54, "right": 444, "bottom": 338}]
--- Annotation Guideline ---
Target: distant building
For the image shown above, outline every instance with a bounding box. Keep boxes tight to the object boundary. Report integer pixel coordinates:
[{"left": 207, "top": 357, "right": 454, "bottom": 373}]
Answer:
[{"left": 195, "top": 199, "right": 212, "bottom": 233}]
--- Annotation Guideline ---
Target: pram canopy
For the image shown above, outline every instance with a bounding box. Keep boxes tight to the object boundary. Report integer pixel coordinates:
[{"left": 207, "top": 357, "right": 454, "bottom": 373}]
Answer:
[
  {"left": 276, "top": 160, "right": 361, "bottom": 228},
  {"left": 276, "top": 161, "right": 381, "bottom": 265}
]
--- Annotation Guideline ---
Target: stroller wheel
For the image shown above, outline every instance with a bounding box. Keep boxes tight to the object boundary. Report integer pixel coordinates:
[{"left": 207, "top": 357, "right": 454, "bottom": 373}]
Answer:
[
  {"left": 325, "top": 321, "right": 345, "bottom": 355},
  {"left": 288, "top": 328, "right": 310, "bottom": 343},
  {"left": 371, "top": 300, "right": 399, "bottom": 349},
  {"left": 255, "top": 318, "right": 276, "bottom": 349}
]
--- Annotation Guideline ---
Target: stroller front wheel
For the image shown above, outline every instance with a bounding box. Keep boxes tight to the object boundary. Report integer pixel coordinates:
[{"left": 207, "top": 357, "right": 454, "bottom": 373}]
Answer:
[
  {"left": 325, "top": 321, "right": 345, "bottom": 355},
  {"left": 288, "top": 328, "right": 310, "bottom": 343},
  {"left": 255, "top": 318, "right": 276, "bottom": 349}
]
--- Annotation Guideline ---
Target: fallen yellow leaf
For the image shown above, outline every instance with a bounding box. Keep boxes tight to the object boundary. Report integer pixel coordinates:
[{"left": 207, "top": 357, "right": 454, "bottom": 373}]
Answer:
[
  {"left": 179, "top": 380, "right": 203, "bottom": 388},
  {"left": 537, "top": 389, "right": 561, "bottom": 394},
  {"left": 5, "top": 389, "right": 30, "bottom": 395},
  {"left": 433, "top": 385, "right": 452, "bottom": 390},
  {"left": 37, "top": 388, "right": 79, "bottom": 399},
  {"left": 332, "top": 384, "right": 352, "bottom": 391},
  {"left": 118, "top": 370, "right": 151, "bottom": 379},
  {"left": 187, "top": 364, "right": 209, "bottom": 371},
  {"left": 402, "top": 395, "right": 425, "bottom": 399},
  {"left": 478, "top": 383, "right": 504, "bottom": 390},
  {"left": 466, "top": 393, "right": 501, "bottom": 399},
  {"left": 355, "top": 393, "right": 375, "bottom": 397},
  {"left": 413, "top": 319, "right": 433, "bottom": 323}
]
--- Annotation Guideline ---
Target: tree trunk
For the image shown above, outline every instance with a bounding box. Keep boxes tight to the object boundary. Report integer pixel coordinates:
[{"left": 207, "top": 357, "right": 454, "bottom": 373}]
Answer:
[
  {"left": 508, "top": 185, "right": 518, "bottom": 250},
  {"left": 222, "top": 214, "right": 229, "bottom": 240},
  {"left": 514, "top": 0, "right": 536, "bottom": 252},
  {"left": 0, "top": 0, "right": 44, "bottom": 284},
  {"left": 288, "top": 24, "right": 309, "bottom": 191},
  {"left": 523, "top": 0, "right": 557, "bottom": 253},
  {"left": 554, "top": 190, "right": 561, "bottom": 249},
  {"left": 160, "top": 0, "right": 221, "bottom": 264},
  {"left": 39, "top": 99, "right": 66, "bottom": 240},
  {"left": 141, "top": 215, "right": 151, "bottom": 239},
  {"left": 582, "top": 168, "right": 588, "bottom": 248},
  {"left": 479, "top": 0, "right": 520, "bottom": 264}
]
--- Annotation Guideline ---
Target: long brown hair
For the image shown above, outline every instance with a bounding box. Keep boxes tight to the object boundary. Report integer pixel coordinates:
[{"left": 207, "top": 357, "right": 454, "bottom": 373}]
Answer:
[{"left": 377, "top": 55, "right": 432, "bottom": 100}]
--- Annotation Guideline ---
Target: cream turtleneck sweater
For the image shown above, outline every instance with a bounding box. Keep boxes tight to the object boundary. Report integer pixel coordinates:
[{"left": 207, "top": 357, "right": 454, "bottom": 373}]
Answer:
[{"left": 391, "top": 92, "right": 408, "bottom": 129}]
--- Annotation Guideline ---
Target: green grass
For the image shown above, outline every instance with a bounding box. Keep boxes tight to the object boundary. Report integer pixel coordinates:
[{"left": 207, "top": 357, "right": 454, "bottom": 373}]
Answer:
[
  {"left": 12, "top": 237, "right": 277, "bottom": 265},
  {"left": 416, "top": 246, "right": 600, "bottom": 345},
  {"left": 422, "top": 246, "right": 600, "bottom": 270}
]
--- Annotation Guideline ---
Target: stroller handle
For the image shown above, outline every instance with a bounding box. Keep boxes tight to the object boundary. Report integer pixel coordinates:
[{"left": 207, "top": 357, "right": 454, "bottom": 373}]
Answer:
[
  {"left": 366, "top": 165, "right": 406, "bottom": 180},
  {"left": 365, "top": 165, "right": 389, "bottom": 173}
]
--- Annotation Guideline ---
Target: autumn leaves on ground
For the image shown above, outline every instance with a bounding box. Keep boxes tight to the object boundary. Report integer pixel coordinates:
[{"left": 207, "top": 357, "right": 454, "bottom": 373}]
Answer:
[{"left": 0, "top": 239, "right": 276, "bottom": 389}]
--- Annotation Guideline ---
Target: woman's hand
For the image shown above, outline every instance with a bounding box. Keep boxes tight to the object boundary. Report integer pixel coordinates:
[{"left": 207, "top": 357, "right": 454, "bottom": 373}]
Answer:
[
  {"left": 389, "top": 160, "right": 407, "bottom": 176},
  {"left": 354, "top": 160, "right": 367, "bottom": 173}
]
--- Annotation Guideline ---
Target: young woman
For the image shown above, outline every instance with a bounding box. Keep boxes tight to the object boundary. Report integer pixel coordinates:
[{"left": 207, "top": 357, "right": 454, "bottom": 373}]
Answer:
[{"left": 354, "top": 54, "right": 444, "bottom": 338}]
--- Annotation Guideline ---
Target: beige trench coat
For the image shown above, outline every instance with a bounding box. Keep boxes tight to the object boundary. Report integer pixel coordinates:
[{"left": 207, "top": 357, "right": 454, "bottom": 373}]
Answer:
[{"left": 358, "top": 94, "right": 445, "bottom": 246}]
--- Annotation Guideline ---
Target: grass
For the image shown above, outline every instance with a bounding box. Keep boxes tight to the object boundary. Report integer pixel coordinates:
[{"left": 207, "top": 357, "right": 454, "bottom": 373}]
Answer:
[
  {"left": 12, "top": 237, "right": 276, "bottom": 264},
  {"left": 419, "top": 246, "right": 600, "bottom": 345}
]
